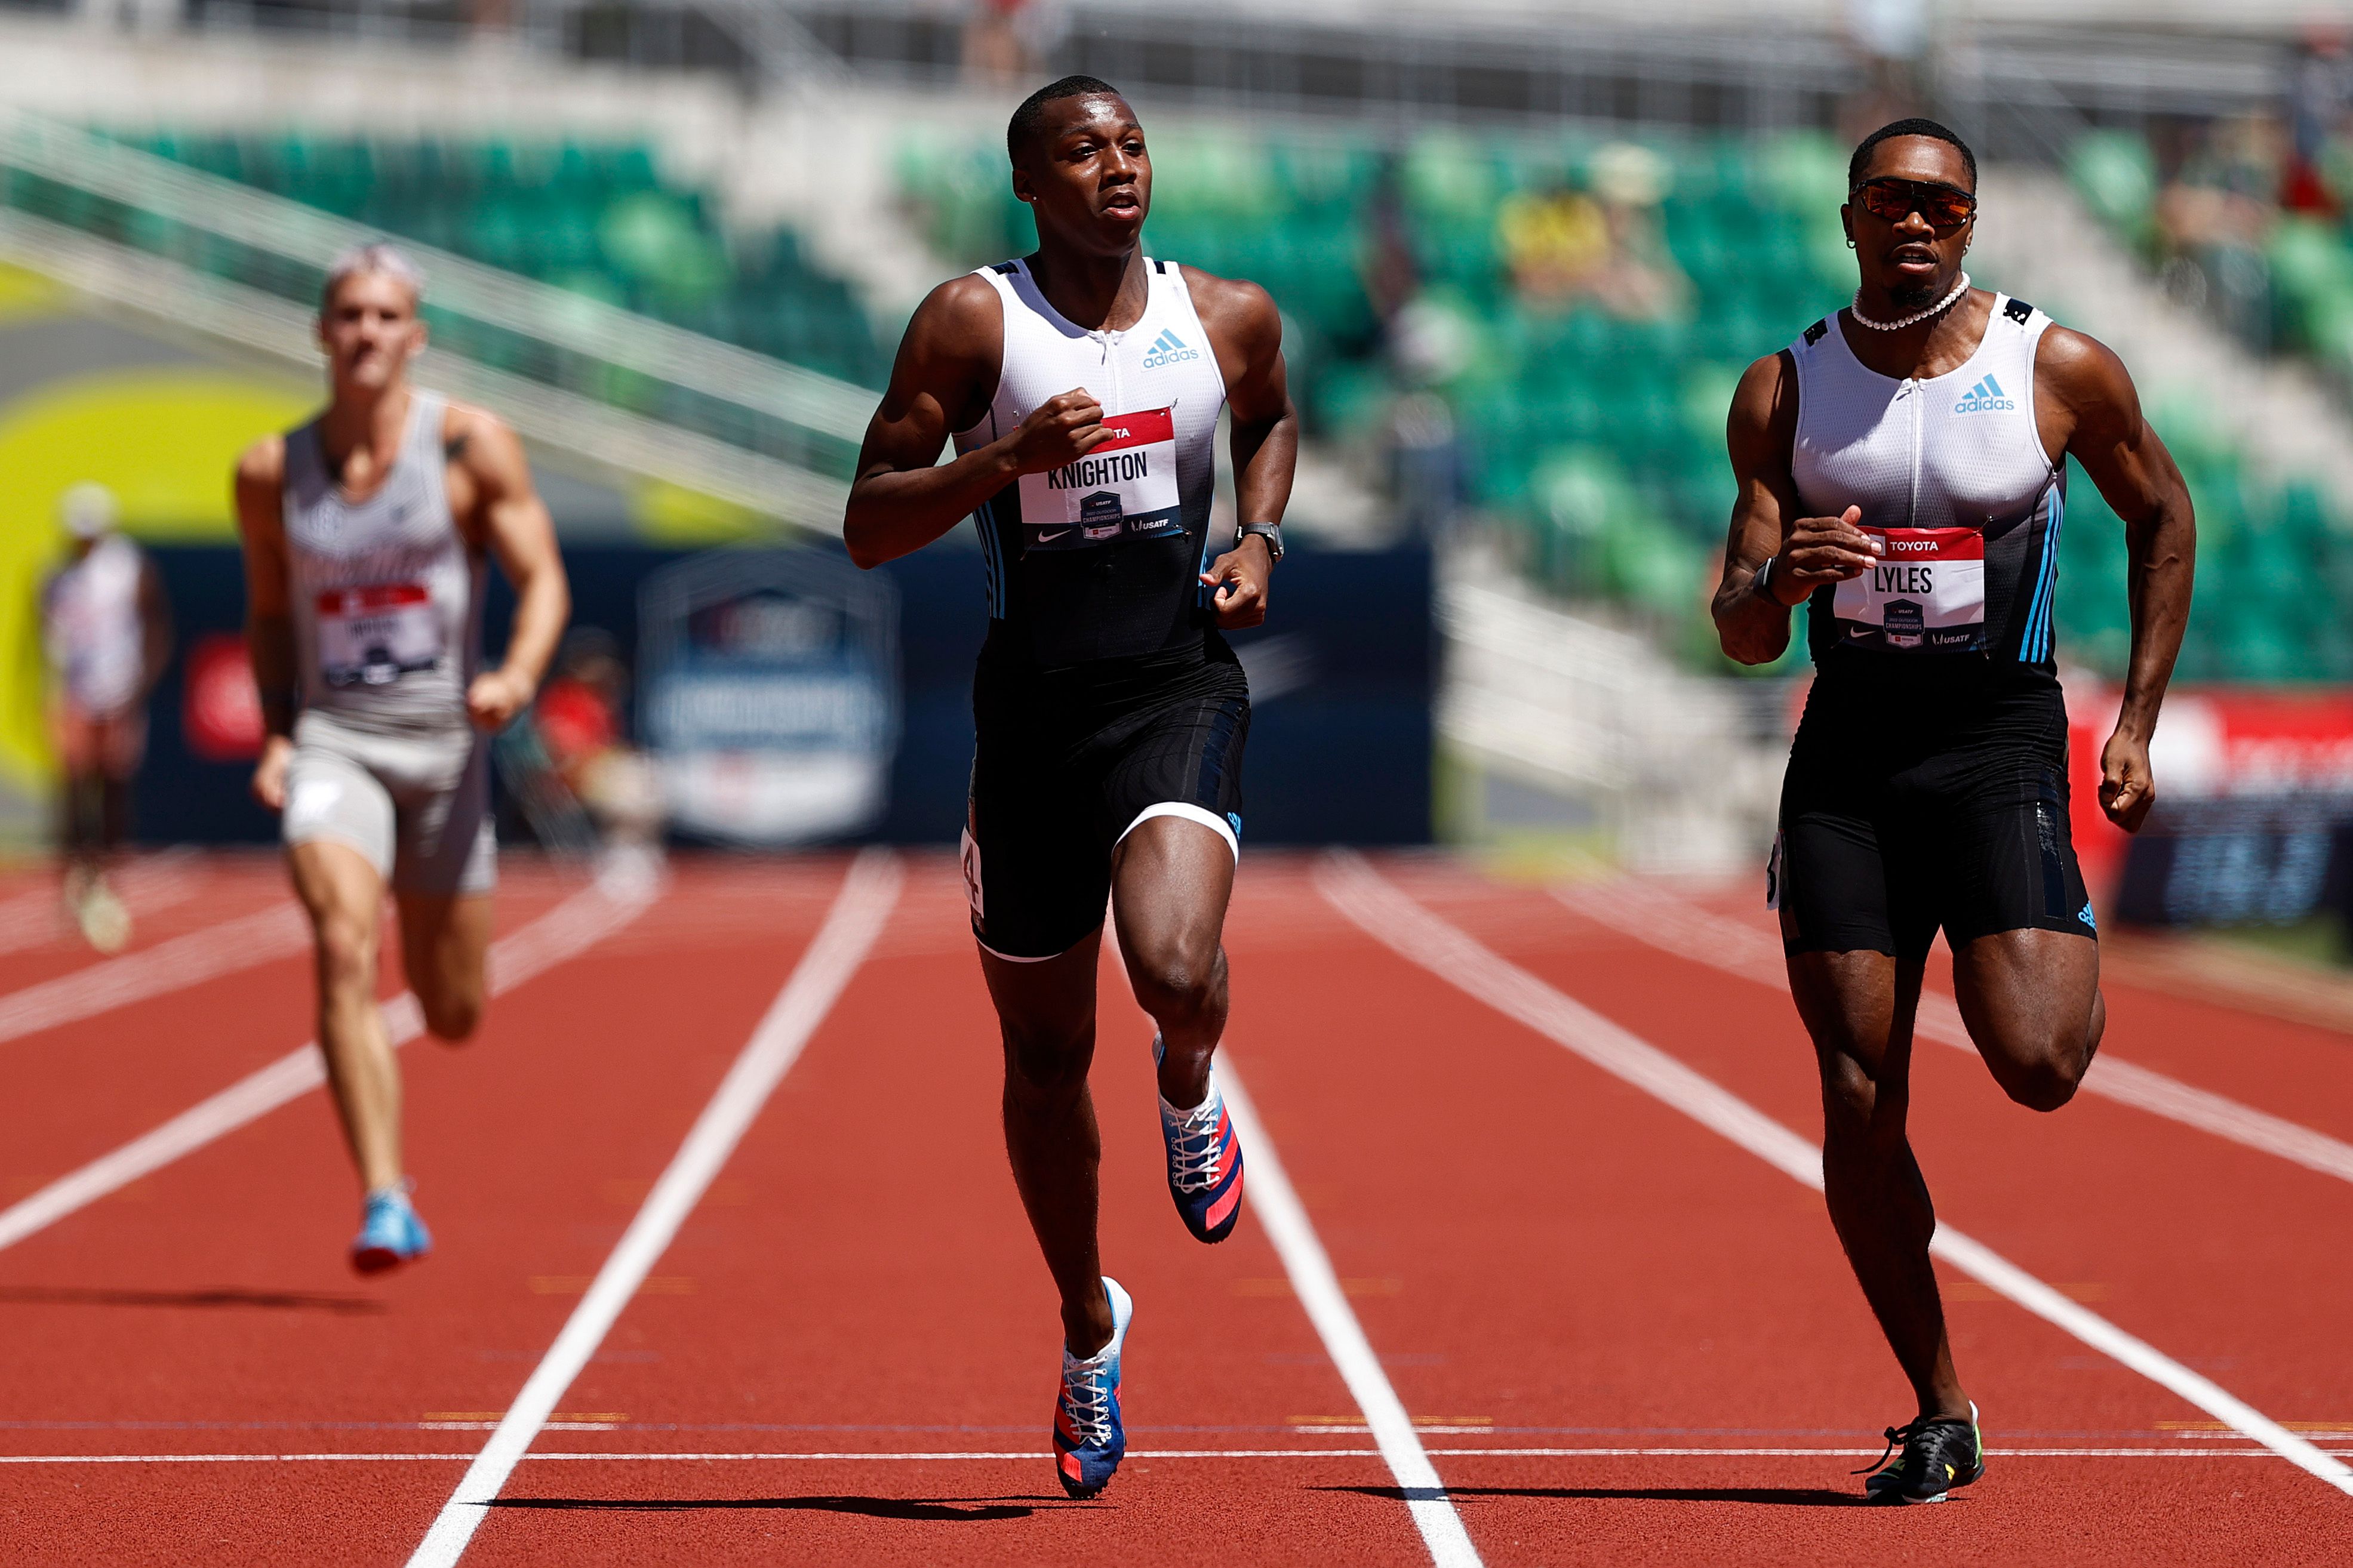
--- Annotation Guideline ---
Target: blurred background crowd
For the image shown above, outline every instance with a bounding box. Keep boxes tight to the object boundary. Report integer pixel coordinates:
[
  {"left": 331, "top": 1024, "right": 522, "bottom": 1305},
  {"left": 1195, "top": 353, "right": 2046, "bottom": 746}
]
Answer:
[{"left": 5, "top": 0, "right": 2353, "bottom": 955}]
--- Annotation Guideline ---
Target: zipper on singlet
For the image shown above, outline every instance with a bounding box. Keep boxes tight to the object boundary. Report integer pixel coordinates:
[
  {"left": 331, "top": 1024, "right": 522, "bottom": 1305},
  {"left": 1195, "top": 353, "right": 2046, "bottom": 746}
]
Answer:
[{"left": 1903, "top": 377, "right": 1922, "bottom": 526}]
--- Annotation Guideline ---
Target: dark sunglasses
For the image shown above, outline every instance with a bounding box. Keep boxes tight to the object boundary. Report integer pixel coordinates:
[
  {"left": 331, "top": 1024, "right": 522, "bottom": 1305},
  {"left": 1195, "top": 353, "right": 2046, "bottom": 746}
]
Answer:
[{"left": 1850, "top": 177, "right": 1976, "bottom": 228}]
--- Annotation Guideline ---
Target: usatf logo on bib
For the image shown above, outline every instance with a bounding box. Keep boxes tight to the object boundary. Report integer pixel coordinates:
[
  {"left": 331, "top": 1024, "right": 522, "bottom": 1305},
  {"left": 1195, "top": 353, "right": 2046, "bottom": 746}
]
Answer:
[
  {"left": 1020, "top": 406, "right": 1185, "bottom": 552},
  {"left": 1142, "top": 329, "right": 1201, "bottom": 369},
  {"left": 1953, "top": 374, "right": 2015, "bottom": 414}
]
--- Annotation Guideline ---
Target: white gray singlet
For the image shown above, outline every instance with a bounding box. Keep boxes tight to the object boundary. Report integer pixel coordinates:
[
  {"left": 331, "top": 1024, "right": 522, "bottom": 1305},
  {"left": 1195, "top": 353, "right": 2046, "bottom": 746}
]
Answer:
[
  {"left": 279, "top": 390, "right": 495, "bottom": 895},
  {"left": 1788, "top": 292, "right": 2064, "bottom": 673}
]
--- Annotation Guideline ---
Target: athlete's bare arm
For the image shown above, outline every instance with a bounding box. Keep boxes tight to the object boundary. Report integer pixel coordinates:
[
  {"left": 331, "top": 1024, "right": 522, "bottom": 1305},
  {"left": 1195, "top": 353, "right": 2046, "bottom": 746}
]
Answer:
[
  {"left": 1713, "top": 350, "right": 1875, "bottom": 666},
  {"left": 2038, "top": 327, "right": 2195, "bottom": 832},
  {"left": 444, "top": 402, "right": 570, "bottom": 732},
  {"left": 844, "top": 276, "right": 1115, "bottom": 569},
  {"left": 232, "top": 435, "right": 296, "bottom": 810},
  {"left": 1186, "top": 269, "right": 1297, "bottom": 630}
]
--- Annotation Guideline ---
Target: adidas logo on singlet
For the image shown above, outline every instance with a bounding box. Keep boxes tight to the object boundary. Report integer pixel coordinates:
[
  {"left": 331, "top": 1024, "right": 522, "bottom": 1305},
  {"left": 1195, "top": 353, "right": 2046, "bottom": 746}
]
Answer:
[
  {"left": 1143, "top": 328, "right": 1201, "bottom": 369},
  {"left": 1954, "top": 374, "right": 2015, "bottom": 414}
]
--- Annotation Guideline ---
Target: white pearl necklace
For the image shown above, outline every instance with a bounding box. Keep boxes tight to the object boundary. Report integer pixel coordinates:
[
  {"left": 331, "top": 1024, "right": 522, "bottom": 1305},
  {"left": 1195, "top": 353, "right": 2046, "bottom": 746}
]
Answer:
[{"left": 1849, "top": 271, "right": 1970, "bottom": 331}]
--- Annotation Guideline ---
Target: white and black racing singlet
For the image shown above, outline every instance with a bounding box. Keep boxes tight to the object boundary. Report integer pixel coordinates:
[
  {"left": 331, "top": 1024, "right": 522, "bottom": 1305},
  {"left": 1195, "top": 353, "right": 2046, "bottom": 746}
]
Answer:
[
  {"left": 283, "top": 390, "right": 486, "bottom": 736},
  {"left": 1789, "top": 294, "right": 2064, "bottom": 686},
  {"left": 953, "top": 257, "right": 1229, "bottom": 670}
]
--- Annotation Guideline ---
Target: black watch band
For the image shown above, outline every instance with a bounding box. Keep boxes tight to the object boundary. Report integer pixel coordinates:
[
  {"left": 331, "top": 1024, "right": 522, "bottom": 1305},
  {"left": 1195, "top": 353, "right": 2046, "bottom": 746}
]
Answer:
[{"left": 1241, "top": 522, "right": 1284, "bottom": 562}]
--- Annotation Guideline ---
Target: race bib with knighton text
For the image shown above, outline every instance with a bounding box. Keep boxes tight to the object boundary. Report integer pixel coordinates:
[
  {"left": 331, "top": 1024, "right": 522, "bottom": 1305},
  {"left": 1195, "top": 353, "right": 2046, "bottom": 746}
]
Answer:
[
  {"left": 1831, "top": 526, "right": 1986, "bottom": 652},
  {"left": 1017, "top": 406, "right": 1184, "bottom": 552},
  {"left": 316, "top": 583, "right": 443, "bottom": 688}
]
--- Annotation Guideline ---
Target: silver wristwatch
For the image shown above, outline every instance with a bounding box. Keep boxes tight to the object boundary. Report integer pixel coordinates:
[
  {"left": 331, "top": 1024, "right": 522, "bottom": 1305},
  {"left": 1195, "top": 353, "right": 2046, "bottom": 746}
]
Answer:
[{"left": 1240, "top": 522, "right": 1284, "bottom": 562}]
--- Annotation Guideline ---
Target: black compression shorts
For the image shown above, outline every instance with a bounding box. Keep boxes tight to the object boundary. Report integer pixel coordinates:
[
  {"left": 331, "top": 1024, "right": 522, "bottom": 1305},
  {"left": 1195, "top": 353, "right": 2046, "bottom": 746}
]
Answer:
[
  {"left": 964, "top": 635, "right": 1250, "bottom": 961},
  {"left": 1773, "top": 677, "right": 2096, "bottom": 962}
]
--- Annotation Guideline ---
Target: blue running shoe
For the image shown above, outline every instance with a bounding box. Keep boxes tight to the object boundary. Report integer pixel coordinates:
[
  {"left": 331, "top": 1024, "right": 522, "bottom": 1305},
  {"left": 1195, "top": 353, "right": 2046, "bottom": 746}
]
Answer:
[
  {"left": 350, "top": 1184, "right": 432, "bottom": 1274},
  {"left": 1053, "top": 1277, "right": 1133, "bottom": 1499},
  {"left": 1155, "top": 1037, "right": 1245, "bottom": 1244}
]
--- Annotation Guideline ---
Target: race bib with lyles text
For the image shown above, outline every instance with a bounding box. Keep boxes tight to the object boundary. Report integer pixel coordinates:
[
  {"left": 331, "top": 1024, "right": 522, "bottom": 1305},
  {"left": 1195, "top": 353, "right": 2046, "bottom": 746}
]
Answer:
[
  {"left": 1831, "top": 526, "right": 1986, "bottom": 652},
  {"left": 1017, "top": 406, "right": 1183, "bottom": 552},
  {"left": 316, "top": 583, "right": 443, "bottom": 688}
]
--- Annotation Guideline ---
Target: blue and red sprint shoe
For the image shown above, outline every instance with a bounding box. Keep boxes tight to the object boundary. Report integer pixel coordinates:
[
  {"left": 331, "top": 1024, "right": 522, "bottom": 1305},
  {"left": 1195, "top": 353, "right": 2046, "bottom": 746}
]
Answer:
[
  {"left": 350, "top": 1182, "right": 432, "bottom": 1274},
  {"left": 1155, "top": 1037, "right": 1245, "bottom": 1244},
  {"left": 1053, "top": 1277, "right": 1134, "bottom": 1499}
]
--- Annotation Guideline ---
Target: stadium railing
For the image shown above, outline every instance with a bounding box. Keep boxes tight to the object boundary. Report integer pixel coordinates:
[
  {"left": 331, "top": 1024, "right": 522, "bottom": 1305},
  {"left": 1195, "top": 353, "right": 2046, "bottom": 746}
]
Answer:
[{"left": 0, "top": 109, "right": 866, "bottom": 530}]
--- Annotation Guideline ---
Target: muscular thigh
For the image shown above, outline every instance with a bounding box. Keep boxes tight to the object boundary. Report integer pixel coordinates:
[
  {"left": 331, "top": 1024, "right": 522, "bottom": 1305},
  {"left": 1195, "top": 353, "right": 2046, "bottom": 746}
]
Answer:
[
  {"left": 383, "top": 736, "right": 496, "bottom": 899},
  {"left": 1950, "top": 926, "right": 2099, "bottom": 1066},
  {"left": 394, "top": 891, "right": 493, "bottom": 1007},
  {"left": 1110, "top": 814, "right": 1235, "bottom": 975},
  {"left": 979, "top": 932, "right": 1102, "bottom": 1079}
]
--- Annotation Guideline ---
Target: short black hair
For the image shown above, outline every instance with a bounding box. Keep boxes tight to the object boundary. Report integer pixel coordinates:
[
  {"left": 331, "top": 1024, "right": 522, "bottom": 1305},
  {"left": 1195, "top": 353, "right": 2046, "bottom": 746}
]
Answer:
[
  {"left": 1848, "top": 117, "right": 1977, "bottom": 191},
  {"left": 1007, "top": 75, "right": 1127, "bottom": 164}
]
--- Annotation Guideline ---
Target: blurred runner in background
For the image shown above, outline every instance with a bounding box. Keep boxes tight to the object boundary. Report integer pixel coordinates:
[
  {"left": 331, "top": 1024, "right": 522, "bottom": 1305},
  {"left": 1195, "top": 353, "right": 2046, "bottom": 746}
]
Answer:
[
  {"left": 42, "top": 482, "right": 172, "bottom": 954},
  {"left": 534, "top": 627, "right": 664, "bottom": 868},
  {"left": 236, "top": 242, "right": 570, "bottom": 1274}
]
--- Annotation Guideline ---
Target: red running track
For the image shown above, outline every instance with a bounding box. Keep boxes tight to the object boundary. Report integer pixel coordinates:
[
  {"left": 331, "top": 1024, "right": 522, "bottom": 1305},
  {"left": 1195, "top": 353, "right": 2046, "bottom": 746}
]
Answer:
[{"left": 0, "top": 851, "right": 2348, "bottom": 1564}]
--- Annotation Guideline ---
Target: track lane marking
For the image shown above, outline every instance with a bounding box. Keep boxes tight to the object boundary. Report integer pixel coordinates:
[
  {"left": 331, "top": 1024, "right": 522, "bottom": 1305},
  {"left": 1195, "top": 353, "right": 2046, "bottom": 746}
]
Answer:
[
  {"left": 404, "top": 850, "right": 902, "bottom": 1568},
  {"left": 0, "top": 902, "right": 309, "bottom": 1048},
  {"left": 1220, "top": 1060, "right": 1485, "bottom": 1566},
  {"left": 1554, "top": 880, "right": 2353, "bottom": 1190},
  {"left": 0, "top": 872, "right": 663, "bottom": 1255},
  {"left": 1101, "top": 916, "right": 1482, "bottom": 1564},
  {"left": 1321, "top": 854, "right": 2353, "bottom": 1502},
  {"left": 11, "top": 1446, "right": 2351, "bottom": 1464}
]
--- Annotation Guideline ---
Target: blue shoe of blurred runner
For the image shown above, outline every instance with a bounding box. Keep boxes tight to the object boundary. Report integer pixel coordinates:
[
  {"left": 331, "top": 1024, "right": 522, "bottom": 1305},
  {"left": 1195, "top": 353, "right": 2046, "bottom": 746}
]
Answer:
[
  {"left": 350, "top": 1183, "right": 432, "bottom": 1274},
  {"left": 1053, "top": 1277, "right": 1133, "bottom": 1499},
  {"left": 1155, "top": 1035, "right": 1245, "bottom": 1244}
]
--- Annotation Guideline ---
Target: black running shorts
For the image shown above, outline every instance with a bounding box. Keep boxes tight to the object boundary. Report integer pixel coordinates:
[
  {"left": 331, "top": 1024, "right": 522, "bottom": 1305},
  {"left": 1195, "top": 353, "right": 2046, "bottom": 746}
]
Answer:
[
  {"left": 1773, "top": 677, "right": 2096, "bottom": 962},
  {"left": 964, "top": 636, "right": 1250, "bottom": 961}
]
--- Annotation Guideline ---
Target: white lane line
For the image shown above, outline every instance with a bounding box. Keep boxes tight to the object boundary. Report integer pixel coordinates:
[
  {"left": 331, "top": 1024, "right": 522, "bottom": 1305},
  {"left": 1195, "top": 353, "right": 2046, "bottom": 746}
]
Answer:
[
  {"left": 0, "top": 902, "right": 309, "bottom": 1047},
  {"left": 10, "top": 1445, "right": 2349, "bottom": 1465},
  {"left": 1322, "top": 854, "right": 2353, "bottom": 1502},
  {"left": 0, "top": 849, "right": 201, "bottom": 956},
  {"left": 1554, "top": 881, "right": 2353, "bottom": 1190},
  {"left": 0, "top": 874, "right": 662, "bottom": 1255},
  {"left": 405, "top": 850, "right": 903, "bottom": 1568},
  {"left": 1219, "top": 1059, "right": 1486, "bottom": 1567}
]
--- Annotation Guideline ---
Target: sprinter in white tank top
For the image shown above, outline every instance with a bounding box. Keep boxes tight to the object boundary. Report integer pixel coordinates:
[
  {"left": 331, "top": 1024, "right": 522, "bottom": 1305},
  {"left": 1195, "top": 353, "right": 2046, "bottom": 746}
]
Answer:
[
  {"left": 42, "top": 482, "right": 171, "bottom": 954},
  {"left": 233, "top": 244, "right": 572, "bottom": 1274},
  {"left": 1711, "top": 120, "right": 2196, "bottom": 1504},
  {"left": 845, "top": 76, "right": 1298, "bottom": 1501}
]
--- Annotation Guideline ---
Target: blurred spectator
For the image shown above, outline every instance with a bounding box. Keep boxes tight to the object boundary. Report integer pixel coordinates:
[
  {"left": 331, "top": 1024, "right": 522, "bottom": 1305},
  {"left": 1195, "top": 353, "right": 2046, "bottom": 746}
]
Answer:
[
  {"left": 2154, "top": 116, "right": 2279, "bottom": 351},
  {"left": 535, "top": 628, "right": 665, "bottom": 866},
  {"left": 2284, "top": 32, "right": 2348, "bottom": 213},
  {"left": 1385, "top": 389, "right": 1469, "bottom": 540},
  {"left": 1361, "top": 156, "right": 1423, "bottom": 327},
  {"left": 41, "top": 483, "right": 171, "bottom": 954},
  {"left": 1497, "top": 144, "right": 1688, "bottom": 321},
  {"left": 964, "top": 0, "right": 1065, "bottom": 85}
]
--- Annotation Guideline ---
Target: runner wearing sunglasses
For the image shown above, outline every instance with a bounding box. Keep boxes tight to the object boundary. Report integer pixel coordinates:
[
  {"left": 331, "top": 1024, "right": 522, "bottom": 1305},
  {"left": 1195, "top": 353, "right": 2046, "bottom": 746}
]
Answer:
[{"left": 1712, "top": 118, "right": 2195, "bottom": 1503}]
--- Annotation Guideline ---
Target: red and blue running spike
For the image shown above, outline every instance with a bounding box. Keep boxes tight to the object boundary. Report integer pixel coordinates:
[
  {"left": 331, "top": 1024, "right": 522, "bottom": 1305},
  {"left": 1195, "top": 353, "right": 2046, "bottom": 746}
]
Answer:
[
  {"left": 1159, "top": 1073, "right": 1247, "bottom": 1245},
  {"left": 1052, "top": 1278, "right": 1132, "bottom": 1499}
]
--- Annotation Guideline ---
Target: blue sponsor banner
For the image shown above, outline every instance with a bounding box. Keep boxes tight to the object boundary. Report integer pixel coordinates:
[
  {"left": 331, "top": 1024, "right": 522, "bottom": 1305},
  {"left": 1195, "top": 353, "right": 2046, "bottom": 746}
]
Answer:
[
  {"left": 138, "top": 537, "right": 1432, "bottom": 847},
  {"left": 637, "top": 549, "right": 899, "bottom": 845}
]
